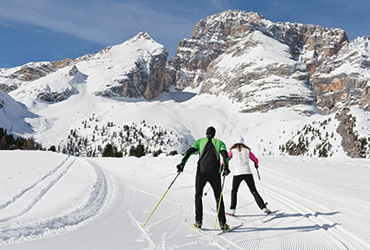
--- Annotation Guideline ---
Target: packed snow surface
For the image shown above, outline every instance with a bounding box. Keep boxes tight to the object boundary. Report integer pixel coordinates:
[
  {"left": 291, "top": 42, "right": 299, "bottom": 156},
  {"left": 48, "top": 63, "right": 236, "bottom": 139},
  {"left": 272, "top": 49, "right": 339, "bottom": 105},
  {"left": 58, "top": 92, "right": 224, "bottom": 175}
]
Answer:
[{"left": 1, "top": 151, "right": 369, "bottom": 249}]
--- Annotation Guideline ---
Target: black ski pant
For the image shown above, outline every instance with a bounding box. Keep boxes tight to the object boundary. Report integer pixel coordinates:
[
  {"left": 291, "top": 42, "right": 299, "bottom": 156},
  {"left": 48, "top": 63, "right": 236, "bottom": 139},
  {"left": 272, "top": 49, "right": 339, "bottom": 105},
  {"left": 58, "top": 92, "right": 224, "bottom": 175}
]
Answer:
[
  {"left": 195, "top": 172, "right": 226, "bottom": 224},
  {"left": 230, "top": 174, "right": 266, "bottom": 210}
]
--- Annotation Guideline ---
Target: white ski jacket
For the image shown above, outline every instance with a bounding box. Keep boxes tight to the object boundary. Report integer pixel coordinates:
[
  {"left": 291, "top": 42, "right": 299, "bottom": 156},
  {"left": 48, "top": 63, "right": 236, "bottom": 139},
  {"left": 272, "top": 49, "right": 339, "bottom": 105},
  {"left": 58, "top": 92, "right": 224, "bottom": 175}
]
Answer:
[{"left": 228, "top": 147, "right": 259, "bottom": 176}]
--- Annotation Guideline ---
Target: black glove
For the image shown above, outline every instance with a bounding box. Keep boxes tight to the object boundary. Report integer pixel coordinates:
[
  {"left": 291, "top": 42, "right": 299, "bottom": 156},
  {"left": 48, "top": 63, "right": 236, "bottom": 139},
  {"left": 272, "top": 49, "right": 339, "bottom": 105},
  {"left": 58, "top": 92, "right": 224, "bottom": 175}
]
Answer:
[
  {"left": 177, "top": 163, "right": 185, "bottom": 173},
  {"left": 254, "top": 162, "right": 259, "bottom": 169},
  {"left": 222, "top": 168, "right": 230, "bottom": 176}
]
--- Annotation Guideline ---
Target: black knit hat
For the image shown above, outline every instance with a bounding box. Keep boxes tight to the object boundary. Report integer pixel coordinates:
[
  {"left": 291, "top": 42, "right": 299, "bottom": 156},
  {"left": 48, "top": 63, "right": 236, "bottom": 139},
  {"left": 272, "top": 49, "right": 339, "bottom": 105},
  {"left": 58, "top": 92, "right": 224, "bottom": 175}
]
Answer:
[{"left": 206, "top": 126, "right": 216, "bottom": 137}]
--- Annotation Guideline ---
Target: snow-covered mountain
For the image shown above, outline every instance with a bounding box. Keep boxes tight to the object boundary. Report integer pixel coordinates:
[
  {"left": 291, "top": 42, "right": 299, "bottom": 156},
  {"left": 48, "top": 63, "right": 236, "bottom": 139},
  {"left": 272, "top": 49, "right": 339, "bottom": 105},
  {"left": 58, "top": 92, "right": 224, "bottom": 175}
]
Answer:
[
  {"left": 1, "top": 32, "right": 168, "bottom": 107},
  {"left": 199, "top": 29, "right": 317, "bottom": 115},
  {"left": 0, "top": 10, "right": 370, "bottom": 158},
  {"left": 166, "top": 10, "right": 369, "bottom": 115}
]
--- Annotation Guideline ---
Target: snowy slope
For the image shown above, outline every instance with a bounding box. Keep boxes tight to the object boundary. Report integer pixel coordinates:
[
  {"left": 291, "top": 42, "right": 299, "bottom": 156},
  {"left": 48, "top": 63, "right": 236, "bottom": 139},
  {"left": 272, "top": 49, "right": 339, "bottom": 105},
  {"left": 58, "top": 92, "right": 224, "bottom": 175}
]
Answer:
[
  {"left": 7, "top": 32, "right": 168, "bottom": 110},
  {"left": 1, "top": 151, "right": 369, "bottom": 249},
  {"left": 0, "top": 89, "right": 36, "bottom": 134}
]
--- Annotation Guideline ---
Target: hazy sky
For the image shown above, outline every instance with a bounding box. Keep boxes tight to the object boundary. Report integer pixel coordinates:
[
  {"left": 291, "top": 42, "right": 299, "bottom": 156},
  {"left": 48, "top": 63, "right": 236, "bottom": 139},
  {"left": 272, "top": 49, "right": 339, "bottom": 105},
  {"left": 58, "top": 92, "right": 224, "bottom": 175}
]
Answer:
[{"left": 1, "top": 0, "right": 370, "bottom": 68}]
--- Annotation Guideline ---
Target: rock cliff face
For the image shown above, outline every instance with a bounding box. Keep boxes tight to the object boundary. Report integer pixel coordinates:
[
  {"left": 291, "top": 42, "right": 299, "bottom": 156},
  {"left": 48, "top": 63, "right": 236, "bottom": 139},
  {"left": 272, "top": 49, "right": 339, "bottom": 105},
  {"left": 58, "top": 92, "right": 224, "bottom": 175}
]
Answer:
[
  {"left": 335, "top": 108, "right": 367, "bottom": 157},
  {"left": 166, "top": 10, "right": 370, "bottom": 114},
  {"left": 311, "top": 36, "right": 370, "bottom": 113},
  {"left": 199, "top": 30, "right": 316, "bottom": 114},
  {"left": 91, "top": 32, "right": 168, "bottom": 100}
]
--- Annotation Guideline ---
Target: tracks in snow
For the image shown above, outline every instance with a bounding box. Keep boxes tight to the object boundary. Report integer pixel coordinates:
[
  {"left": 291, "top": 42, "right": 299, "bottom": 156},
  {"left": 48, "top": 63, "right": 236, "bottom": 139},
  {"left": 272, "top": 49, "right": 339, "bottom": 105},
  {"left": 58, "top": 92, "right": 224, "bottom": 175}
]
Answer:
[
  {"left": 0, "top": 157, "right": 108, "bottom": 243},
  {"left": 0, "top": 156, "right": 75, "bottom": 222},
  {"left": 259, "top": 168, "right": 370, "bottom": 250}
]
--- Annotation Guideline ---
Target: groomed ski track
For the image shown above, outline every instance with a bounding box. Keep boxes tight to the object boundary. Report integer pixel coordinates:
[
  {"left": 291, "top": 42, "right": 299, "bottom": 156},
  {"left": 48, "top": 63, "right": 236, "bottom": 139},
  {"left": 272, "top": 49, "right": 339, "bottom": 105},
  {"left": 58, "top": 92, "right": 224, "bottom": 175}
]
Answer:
[{"left": 1, "top": 152, "right": 369, "bottom": 249}]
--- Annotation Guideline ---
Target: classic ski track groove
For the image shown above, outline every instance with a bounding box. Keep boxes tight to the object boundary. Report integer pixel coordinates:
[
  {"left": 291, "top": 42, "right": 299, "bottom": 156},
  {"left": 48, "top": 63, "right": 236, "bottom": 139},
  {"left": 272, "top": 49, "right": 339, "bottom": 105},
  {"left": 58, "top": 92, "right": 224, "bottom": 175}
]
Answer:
[
  {"left": 219, "top": 177, "right": 349, "bottom": 249},
  {"left": 264, "top": 186, "right": 369, "bottom": 250},
  {"left": 0, "top": 156, "right": 71, "bottom": 211},
  {"left": 0, "top": 157, "right": 76, "bottom": 223},
  {"left": 0, "top": 158, "right": 108, "bottom": 243},
  {"left": 260, "top": 167, "right": 370, "bottom": 250}
]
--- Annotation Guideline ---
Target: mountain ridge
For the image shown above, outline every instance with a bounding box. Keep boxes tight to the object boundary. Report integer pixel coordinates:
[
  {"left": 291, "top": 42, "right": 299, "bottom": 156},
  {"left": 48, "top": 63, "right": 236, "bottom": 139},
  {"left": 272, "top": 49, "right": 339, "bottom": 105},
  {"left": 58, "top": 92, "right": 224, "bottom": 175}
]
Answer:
[{"left": 0, "top": 10, "right": 370, "bottom": 158}]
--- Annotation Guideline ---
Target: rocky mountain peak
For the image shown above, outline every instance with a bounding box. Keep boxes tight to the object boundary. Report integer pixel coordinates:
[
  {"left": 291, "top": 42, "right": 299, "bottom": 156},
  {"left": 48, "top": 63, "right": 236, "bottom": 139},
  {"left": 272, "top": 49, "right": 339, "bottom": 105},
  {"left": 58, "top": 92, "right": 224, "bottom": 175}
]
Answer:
[
  {"left": 132, "top": 32, "right": 154, "bottom": 41},
  {"left": 164, "top": 9, "right": 370, "bottom": 115},
  {"left": 165, "top": 10, "right": 348, "bottom": 92}
]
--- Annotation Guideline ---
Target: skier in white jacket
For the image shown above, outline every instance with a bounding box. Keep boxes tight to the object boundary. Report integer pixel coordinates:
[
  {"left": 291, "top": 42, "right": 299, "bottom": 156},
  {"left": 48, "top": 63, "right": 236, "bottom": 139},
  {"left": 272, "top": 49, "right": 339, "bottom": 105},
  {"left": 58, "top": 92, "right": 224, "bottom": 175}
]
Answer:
[{"left": 227, "top": 136, "right": 271, "bottom": 215}]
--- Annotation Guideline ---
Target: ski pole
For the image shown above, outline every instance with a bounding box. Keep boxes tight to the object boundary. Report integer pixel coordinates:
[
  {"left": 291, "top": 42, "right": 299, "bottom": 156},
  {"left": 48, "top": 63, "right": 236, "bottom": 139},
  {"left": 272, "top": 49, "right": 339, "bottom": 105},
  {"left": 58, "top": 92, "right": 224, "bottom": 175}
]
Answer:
[
  {"left": 141, "top": 172, "right": 180, "bottom": 228},
  {"left": 214, "top": 175, "right": 226, "bottom": 229},
  {"left": 256, "top": 168, "right": 268, "bottom": 205},
  {"left": 256, "top": 167, "right": 261, "bottom": 181},
  {"left": 204, "top": 185, "right": 211, "bottom": 196}
]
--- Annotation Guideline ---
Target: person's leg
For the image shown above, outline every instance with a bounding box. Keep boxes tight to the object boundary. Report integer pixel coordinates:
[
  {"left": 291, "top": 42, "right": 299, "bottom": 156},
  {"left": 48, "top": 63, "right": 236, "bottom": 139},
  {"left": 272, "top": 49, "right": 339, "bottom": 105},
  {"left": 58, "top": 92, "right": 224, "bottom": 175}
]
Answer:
[
  {"left": 230, "top": 175, "right": 243, "bottom": 209},
  {"left": 245, "top": 174, "right": 266, "bottom": 209},
  {"left": 209, "top": 173, "right": 226, "bottom": 225},
  {"left": 195, "top": 172, "right": 208, "bottom": 224}
]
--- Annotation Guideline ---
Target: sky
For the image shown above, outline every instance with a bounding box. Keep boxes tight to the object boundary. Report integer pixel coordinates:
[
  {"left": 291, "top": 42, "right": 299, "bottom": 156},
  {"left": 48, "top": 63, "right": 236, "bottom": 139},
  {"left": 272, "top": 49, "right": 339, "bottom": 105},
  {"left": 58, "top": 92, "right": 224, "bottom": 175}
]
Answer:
[{"left": 1, "top": 0, "right": 370, "bottom": 68}]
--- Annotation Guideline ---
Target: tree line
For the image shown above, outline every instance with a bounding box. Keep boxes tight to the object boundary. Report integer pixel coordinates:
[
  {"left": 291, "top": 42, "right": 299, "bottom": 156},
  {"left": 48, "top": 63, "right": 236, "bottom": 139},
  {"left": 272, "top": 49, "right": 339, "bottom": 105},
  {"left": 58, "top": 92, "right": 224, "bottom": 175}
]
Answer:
[{"left": 0, "top": 127, "right": 41, "bottom": 150}]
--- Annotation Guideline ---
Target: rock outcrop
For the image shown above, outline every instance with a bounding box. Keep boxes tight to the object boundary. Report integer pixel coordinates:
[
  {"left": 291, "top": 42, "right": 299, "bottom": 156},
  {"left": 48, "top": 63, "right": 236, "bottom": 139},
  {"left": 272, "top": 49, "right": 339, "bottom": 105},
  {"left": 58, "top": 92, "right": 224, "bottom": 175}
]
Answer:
[
  {"left": 199, "top": 30, "right": 317, "bottom": 113},
  {"left": 335, "top": 108, "right": 367, "bottom": 158},
  {"left": 90, "top": 32, "right": 168, "bottom": 100},
  {"left": 166, "top": 10, "right": 370, "bottom": 114},
  {"left": 36, "top": 65, "right": 83, "bottom": 102},
  {"left": 311, "top": 36, "right": 370, "bottom": 113}
]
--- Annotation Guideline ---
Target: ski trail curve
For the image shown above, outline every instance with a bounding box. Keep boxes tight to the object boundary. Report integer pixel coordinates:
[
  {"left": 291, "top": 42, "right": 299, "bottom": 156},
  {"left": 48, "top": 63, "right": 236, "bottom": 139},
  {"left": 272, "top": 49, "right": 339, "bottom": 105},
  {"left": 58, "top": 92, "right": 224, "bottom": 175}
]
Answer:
[
  {"left": 0, "top": 157, "right": 76, "bottom": 222},
  {"left": 0, "top": 158, "right": 108, "bottom": 243},
  {"left": 0, "top": 156, "right": 71, "bottom": 211}
]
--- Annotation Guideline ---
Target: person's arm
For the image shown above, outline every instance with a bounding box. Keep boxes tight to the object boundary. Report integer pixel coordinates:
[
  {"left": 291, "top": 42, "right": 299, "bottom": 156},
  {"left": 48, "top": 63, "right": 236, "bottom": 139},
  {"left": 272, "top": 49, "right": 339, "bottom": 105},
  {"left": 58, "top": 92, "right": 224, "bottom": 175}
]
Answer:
[
  {"left": 181, "top": 147, "right": 197, "bottom": 165},
  {"left": 228, "top": 150, "right": 233, "bottom": 160},
  {"left": 177, "top": 140, "right": 199, "bottom": 172},
  {"left": 249, "top": 151, "right": 259, "bottom": 168},
  {"left": 220, "top": 149, "right": 230, "bottom": 176}
]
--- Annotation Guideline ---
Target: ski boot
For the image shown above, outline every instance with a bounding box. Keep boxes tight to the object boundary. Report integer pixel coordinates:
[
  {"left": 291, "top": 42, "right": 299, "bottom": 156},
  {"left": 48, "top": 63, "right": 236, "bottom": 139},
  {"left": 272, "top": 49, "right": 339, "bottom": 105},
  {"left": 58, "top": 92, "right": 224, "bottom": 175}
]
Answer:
[
  {"left": 226, "top": 209, "right": 235, "bottom": 216},
  {"left": 193, "top": 221, "right": 202, "bottom": 229},
  {"left": 220, "top": 222, "right": 230, "bottom": 232},
  {"left": 263, "top": 207, "right": 272, "bottom": 214}
]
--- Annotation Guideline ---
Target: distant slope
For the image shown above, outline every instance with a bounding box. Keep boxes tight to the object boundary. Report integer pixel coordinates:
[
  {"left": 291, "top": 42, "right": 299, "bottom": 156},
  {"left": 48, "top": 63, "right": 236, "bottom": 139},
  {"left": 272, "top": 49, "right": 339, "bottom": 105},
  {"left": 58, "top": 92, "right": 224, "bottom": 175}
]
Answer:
[{"left": 0, "top": 89, "right": 36, "bottom": 134}]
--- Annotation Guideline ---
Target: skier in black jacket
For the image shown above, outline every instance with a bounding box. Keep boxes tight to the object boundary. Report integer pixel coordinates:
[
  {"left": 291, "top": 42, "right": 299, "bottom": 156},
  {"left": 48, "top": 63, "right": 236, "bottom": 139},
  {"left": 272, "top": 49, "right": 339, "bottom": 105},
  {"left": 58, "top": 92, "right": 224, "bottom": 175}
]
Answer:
[{"left": 176, "top": 126, "right": 231, "bottom": 231}]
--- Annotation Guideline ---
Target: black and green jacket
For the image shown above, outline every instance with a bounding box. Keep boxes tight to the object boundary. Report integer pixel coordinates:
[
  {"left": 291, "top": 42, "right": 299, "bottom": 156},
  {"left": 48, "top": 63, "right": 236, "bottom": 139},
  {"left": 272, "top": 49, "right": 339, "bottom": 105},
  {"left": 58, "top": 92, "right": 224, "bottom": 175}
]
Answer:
[{"left": 181, "top": 136, "right": 229, "bottom": 174}]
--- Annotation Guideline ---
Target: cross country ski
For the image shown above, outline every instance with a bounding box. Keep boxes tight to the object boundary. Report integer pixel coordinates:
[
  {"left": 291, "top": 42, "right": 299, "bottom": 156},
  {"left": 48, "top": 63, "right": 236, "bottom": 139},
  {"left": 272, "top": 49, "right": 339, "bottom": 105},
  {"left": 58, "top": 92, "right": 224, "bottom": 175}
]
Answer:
[
  {"left": 211, "top": 208, "right": 247, "bottom": 222},
  {"left": 185, "top": 219, "right": 207, "bottom": 235},
  {"left": 217, "top": 222, "right": 243, "bottom": 235},
  {"left": 264, "top": 209, "right": 281, "bottom": 218}
]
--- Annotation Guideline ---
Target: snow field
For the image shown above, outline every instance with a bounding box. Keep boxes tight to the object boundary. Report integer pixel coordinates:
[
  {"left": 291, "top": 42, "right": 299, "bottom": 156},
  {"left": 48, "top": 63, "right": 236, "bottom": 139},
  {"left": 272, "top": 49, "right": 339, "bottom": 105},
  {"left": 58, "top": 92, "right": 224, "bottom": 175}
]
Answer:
[
  {"left": 0, "top": 151, "right": 106, "bottom": 243},
  {"left": 1, "top": 151, "right": 370, "bottom": 249}
]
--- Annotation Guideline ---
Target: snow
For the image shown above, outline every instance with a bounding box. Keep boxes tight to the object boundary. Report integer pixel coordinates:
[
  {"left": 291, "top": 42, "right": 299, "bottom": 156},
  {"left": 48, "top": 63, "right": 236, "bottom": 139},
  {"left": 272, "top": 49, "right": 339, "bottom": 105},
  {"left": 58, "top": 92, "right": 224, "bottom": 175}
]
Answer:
[
  {"left": 1, "top": 151, "right": 370, "bottom": 249},
  {"left": 1, "top": 23, "right": 370, "bottom": 249},
  {"left": 2, "top": 79, "right": 370, "bottom": 248},
  {"left": 0, "top": 89, "right": 35, "bottom": 134}
]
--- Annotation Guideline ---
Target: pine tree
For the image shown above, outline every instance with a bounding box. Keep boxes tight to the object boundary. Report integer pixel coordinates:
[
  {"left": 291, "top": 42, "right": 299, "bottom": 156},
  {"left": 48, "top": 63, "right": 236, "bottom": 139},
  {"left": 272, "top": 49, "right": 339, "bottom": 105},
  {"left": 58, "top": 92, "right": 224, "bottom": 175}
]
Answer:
[
  {"left": 129, "top": 145, "right": 137, "bottom": 157},
  {"left": 136, "top": 144, "right": 145, "bottom": 157},
  {"left": 102, "top": 143, "right": 114, "bottom": 157}
]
